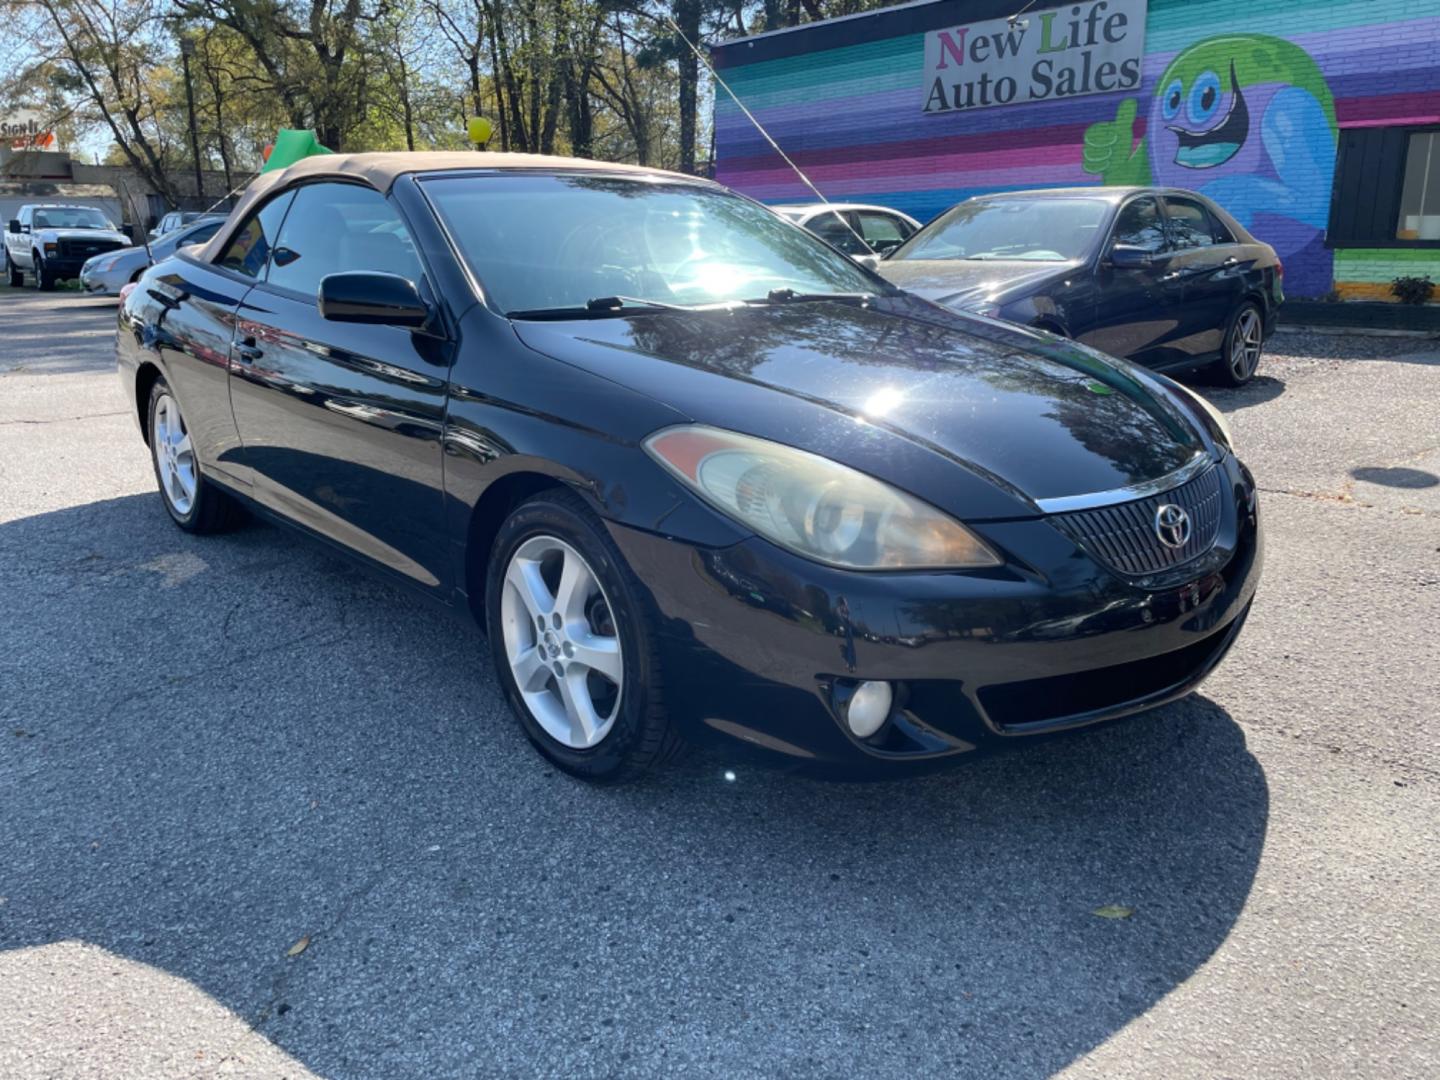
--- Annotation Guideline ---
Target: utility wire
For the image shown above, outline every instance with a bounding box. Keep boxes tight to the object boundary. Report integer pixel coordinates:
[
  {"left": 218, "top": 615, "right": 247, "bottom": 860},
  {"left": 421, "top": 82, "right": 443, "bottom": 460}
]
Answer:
[{"left": 663, "top": 14, "right": 874, "bottom": 254}]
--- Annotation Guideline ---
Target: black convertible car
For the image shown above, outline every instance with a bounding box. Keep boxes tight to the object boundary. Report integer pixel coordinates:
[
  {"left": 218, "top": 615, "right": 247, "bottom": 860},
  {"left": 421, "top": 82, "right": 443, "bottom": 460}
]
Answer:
[
  {"left": 878, "top": 187, "right": 1282, "bottom": 387},
  {"left": 118, "top": 153, "right": 1261, "bottom": 783}
]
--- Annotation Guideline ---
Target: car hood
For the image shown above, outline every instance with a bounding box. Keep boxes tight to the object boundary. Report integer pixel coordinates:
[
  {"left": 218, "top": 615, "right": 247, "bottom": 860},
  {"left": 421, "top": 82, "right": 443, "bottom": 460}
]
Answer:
[
  {"left": 37, "top": 228, "right": 128, "bottom": 243},
  {"left": 89, "top": 244, "right": 148, "bottom": 265},
  {"left": 879, "top": 259, "right": 1078, "bottom": 308},
  {"left": 512, "top": 297, "right": 1206, "bottom": 517}
]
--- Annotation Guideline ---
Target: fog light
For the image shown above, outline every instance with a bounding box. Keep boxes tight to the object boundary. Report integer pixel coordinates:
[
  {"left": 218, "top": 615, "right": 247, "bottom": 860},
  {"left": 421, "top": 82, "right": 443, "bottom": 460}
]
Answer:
[{"left": 846, "top": 680, "right": 893, "bottom": 738}]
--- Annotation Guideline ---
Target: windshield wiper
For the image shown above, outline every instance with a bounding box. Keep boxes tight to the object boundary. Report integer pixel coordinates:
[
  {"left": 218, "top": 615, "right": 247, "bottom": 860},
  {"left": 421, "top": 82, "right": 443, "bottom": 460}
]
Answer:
[
  {"left": 507, "top": 295, "right": 707, "bottom": 320},
  {"left": 762, "top": 288, "right": 876, "bottom": 305},
  {"left": 587, "top": 294, "right": 697, "bottom": 312}
]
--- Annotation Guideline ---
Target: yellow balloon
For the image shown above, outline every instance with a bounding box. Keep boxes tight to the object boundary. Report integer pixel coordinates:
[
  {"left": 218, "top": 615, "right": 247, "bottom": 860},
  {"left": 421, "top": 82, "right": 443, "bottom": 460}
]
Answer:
[{"left": 467, "top": 117, "right": 493, "bottom": 145}]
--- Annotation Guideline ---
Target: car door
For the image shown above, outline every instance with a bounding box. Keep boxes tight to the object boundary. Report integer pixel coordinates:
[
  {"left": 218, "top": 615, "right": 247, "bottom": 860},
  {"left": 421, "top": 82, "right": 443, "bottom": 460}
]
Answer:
[
  {"left": 1079, "top": 195, "right": 1186, "bottom": 366},
  {"left": 140, "top": 192, "right": 296, "bottom": 496},
  {"left": 1161, "top": 194, "right": 1245, "bottom": 360},
  {"left": 228, "top": 180, "right": 453, "bottom": 592},
  {"left": 851, "top": 210, "right": 912, "bottom": 257},
  {"left": 11, "top": 207, "right": 33, "bottom": 267}
]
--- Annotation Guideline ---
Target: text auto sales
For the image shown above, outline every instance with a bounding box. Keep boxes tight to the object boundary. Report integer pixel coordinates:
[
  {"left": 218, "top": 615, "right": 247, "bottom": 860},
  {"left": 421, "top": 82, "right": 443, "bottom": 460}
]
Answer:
[{"left": 922, "top": 0, "right": 1147, "bottom": 113}]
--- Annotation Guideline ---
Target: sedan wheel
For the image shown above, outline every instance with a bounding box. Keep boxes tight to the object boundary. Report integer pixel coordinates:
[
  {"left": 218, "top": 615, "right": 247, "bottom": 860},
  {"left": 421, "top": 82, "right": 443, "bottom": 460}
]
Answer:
[
  {"left": 501, "top": 535, "right": 624, "bottom": 750},
  {"left": 145, "top": 376, "right": 244, "bottom": 533},
  {"left": 485, "top": 489, "right": 680, "bottom": 782},
  {"left": 1212, "top": 302, "right": 1264, "bottom": 387},
  {"left": 152, "top": 392, "right": 198, "bottom": 516},
  {"left": 1230, "top": 307, "right": 1263, "bottom": 381}
]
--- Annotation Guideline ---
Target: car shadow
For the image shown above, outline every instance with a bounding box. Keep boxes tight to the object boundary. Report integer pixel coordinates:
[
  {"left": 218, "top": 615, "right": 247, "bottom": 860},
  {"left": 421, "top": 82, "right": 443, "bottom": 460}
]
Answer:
[
  {"left": 1200, "top": 373, "right": 1285, "bottom": 412},
  {"left": 0, "top": 493, "right": 1268, "bottom": 1078},
  {"left": 1351, "top": 465, "right": 1439, "bottom": 489}
]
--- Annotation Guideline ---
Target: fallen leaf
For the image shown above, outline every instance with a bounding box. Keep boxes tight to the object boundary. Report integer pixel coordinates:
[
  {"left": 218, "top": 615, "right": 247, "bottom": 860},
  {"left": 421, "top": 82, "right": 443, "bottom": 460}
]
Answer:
[
  {"left": 1092, "top": 904, "right": 1135, "bottom": 920},
  {"left": 286, "top": 935, "right": 310, "bottom": 957}
]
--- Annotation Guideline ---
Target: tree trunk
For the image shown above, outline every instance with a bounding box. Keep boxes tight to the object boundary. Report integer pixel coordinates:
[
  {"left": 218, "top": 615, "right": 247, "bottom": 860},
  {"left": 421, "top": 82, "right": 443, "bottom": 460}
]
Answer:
[{"left": 675, "top": 0, "right": 700, "bottom": 174}]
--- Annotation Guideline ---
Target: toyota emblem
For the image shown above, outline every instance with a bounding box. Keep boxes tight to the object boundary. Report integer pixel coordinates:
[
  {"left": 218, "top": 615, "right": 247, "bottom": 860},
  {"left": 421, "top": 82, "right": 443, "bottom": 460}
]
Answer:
[{"left": 1153, "top": 504, "right": 1191, "bottom": 549}]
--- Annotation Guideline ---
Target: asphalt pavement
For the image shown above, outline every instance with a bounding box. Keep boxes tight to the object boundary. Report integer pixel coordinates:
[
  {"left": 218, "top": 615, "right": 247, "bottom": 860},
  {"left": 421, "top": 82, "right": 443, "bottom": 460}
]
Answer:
[{"left": 1, "top": 286, "right": 1436, "bottom": 1079}]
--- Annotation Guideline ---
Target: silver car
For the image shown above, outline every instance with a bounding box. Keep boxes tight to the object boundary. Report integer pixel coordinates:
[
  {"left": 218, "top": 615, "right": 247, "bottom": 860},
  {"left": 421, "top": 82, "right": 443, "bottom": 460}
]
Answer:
[{"left": 80, "top": 216, "right": 228, "bottom": 296}]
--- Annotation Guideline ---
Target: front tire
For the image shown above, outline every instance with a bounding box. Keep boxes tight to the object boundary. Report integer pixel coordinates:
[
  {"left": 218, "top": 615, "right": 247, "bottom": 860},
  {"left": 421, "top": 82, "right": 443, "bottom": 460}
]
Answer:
[
  {"left": 485, "top": 489, "right": 679, "bottom": 783},
  {"left": 1212, "top": 301, "right": 1264, "bottom": 387},
  {"left": 146, "top": 377, "right": 244, "bottom": 533},
  {"left": 32, "top": 253, "right": 55, "bottom": 291}
]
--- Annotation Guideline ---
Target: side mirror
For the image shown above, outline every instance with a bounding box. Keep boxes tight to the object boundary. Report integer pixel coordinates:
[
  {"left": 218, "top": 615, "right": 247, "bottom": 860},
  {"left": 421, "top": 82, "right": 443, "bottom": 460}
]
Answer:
[
  {"left": 7, "top": 220, "right": 19, "bottom": 235},
  {"left": 1108, "top": 244, "right": 1154, "bottom": 269},
  {"left": 852, "top": 253, "right": 881, "bottom": 271},
  {"left": 319, "top": 271, "right": 430, "bottom": 328}
]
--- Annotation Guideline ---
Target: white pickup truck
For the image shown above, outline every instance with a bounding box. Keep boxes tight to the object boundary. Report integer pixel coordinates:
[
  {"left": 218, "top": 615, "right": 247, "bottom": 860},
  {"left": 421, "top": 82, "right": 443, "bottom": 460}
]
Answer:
[{"left": 5, "top": 204, "right": 130, "bottom": 290}]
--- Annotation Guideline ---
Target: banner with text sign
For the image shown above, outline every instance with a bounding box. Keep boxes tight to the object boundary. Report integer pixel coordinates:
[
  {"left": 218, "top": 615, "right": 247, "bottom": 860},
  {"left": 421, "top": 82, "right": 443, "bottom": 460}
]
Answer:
[{"left": 922, "top": 0, "right": 1147, "bottom": 114}]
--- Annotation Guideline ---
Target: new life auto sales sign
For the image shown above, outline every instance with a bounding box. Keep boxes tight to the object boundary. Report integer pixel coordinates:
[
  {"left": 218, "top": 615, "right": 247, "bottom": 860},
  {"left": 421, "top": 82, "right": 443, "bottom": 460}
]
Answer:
[{"left": 923, "top": 0, "right": 1147, "bottom": 114}]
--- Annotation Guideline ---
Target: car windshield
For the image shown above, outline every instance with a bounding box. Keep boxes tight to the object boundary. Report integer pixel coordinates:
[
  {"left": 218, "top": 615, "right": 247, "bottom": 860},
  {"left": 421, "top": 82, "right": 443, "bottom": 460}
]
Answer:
[
  {"left": 891, "top": 197, "right": 1109, "bottom": 262},
  {"left": 422, "top": 173, "right": 885, "bottom": 316},
  {"left": 32, "top": 207, "right": 112, "bottom": 230}
]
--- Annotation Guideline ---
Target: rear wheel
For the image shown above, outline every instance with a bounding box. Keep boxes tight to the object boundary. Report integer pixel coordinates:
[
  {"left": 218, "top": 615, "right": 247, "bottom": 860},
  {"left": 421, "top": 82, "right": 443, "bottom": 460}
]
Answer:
[
  {"left": 5, "top": 252, "right": 21, "bottom": 288},
  {"left": 1212, "top": 302, "right": 1264, "bottom": 387},
  {"left": 485, "top": 489, "right": 679, "bottom": 783},
  {"left": 146, "top": 377, "right": 244, "bottom": 533}
]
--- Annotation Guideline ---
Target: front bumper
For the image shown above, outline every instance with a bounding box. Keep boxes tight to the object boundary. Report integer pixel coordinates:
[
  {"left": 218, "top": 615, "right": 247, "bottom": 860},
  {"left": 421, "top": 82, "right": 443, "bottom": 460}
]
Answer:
[
  {"left": 80, "top": 264, "right": 125, "bottom": 296},
  {"left": 609, "top": 452, "right": 1261, "bottom": 772}
]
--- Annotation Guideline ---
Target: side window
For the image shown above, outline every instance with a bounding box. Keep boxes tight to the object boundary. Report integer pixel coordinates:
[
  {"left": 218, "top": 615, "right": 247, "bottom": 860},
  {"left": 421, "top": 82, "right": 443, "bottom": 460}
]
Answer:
[
  {"left": 1208, "top": 209, "right": 1235, "bottom": 244},
  {"left": 266, "top": 182, "right": 424, "bottom": 301},
  {"left": 1166, "top": 197, "right": 1217, "bottom": 249},
  {"left": 217, "top": 191, "right": 294, "bottom": 279},
  {"left": 1112, "top": 197, "right": 1167, "bottom": 253},
  {"left": 856, "top": 212, "right": 907, "bottom": 254},
  {"left": 187, "top": 221, "right": 223, "bottom": 245},
  {"left": 807, "top": 211, "right": 869, "bottom": 256}
]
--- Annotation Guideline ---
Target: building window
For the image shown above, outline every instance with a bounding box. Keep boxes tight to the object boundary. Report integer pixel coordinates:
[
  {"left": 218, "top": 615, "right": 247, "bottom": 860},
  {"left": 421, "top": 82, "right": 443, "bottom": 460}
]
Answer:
[
  {"left": 1398, "top": 132, "right": 1440, "bottom": 240},
  {"left": 1327, "top": 126, "right": 1440, "bottom": 249}
]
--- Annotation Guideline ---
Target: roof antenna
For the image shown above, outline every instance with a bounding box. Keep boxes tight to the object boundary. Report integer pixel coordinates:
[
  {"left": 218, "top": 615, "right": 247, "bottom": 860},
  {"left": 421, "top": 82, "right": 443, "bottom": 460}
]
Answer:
[
  {"left": 1007, "top": 0, "right": 1038, "bottom": 28},
  {"left": 665, "top": 14, "right": 871, "bottom": 253},
  {"left": 121, "top": 183, "right": 155, "bottom": 267}
]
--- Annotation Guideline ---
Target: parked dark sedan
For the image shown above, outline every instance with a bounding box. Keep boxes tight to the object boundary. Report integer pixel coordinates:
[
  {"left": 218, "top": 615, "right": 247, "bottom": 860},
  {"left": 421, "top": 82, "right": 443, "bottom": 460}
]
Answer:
[
  {"left": 879, "top": 187, "right": 1282, "bottom": 387},
  {"left": 117, "top": 154, "right": 1261, "bottom": 783}
]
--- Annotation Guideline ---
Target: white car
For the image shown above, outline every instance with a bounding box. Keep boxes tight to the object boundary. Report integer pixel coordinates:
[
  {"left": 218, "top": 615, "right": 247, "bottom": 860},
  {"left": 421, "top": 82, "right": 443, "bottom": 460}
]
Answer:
[
  {"left": 5, "top": 204, "right": 130, "bottom": 290},
  {"left": 772, "top": 202, "right": 922, "bottom": 258}
]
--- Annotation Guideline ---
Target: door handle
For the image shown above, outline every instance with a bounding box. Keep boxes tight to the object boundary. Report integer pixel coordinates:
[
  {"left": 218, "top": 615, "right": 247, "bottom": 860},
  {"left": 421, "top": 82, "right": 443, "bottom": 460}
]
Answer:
[
  {"left": 1161, "top": 270, "right": 1183, "bottom": 282},
  {"left": 235, "top": 337, "right": 263, "bottom": 363},
  {"left": 1223, "top": 256, "right": 1240, "bottom": 267}
]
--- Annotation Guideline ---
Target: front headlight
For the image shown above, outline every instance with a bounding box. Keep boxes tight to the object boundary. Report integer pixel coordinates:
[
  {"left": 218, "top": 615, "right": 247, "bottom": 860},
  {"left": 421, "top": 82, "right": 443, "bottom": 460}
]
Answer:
[
  {"left": 644, "top": 425, "right": 1001, "bottom": 570},
  {"left": 87, "top": 255, "right": 120, "bottom": 273}
]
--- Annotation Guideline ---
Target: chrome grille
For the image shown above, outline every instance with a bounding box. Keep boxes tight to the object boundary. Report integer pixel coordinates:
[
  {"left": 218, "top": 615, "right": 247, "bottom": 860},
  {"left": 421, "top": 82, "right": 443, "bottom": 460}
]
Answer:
[
  {"left": 1050, "top": 462, "right": 1225, "bottom": 577},
  {"left": 59, "top": 237, "right": 122, "bottom": 259}
]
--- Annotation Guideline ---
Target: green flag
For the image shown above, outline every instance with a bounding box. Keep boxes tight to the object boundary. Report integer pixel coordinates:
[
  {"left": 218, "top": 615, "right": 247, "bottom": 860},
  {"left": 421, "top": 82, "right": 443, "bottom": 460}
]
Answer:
[{"left": 261, "top": 128, "right": 333, "bottom": 173}]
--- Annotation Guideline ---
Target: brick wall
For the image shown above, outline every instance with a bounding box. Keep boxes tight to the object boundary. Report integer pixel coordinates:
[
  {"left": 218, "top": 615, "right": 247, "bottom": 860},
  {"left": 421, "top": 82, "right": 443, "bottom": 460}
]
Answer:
[{"left": 713, "top": 0, "right": 1440, "bottom": 299}]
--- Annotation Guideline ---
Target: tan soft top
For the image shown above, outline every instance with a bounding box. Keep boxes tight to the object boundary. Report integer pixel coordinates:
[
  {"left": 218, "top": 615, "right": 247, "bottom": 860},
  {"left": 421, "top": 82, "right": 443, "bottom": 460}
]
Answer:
[{"left": 196, "top": 150, "right": 698, "bottom": 264}]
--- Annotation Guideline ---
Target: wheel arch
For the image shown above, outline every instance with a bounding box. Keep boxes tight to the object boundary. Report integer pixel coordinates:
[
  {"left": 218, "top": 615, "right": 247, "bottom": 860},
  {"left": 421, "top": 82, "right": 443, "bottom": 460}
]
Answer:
[
  {"left": 463, "top": 471, "right": 573, "bottom": 622},
  {"left": 134, "top": 361, "right": 164, "bottom": 446}
]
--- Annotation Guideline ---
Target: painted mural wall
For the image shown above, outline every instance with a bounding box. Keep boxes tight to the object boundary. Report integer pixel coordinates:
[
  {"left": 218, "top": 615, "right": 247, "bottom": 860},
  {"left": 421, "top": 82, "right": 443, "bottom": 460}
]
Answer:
[{"left": 713, "top": 0, "right": 1440, "bottom": 299}]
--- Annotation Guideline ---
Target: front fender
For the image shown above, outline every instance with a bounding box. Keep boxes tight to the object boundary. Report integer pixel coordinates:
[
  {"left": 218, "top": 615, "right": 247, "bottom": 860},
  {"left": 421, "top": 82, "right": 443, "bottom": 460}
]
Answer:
[{"left": 441, "top": 306, "right": 749, "bottom": 564}]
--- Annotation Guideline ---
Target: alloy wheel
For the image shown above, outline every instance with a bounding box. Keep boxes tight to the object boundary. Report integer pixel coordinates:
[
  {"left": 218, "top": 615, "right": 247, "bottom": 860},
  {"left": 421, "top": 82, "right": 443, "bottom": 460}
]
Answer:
[
  {"left": 500, "top": 534, "right": 624, "bottom": 750},
  {"left": 1230, "top": 308, "right": 1263, "bottom": 381},
  {"left": 152, "top": 393, "right": 197, "bottom": 515}
]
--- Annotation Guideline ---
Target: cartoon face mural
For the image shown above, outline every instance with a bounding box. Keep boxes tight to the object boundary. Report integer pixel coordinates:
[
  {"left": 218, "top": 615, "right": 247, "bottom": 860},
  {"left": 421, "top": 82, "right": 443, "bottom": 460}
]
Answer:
[{"left": 1083, "top": 35, "right": 1338, "bottom": 295}]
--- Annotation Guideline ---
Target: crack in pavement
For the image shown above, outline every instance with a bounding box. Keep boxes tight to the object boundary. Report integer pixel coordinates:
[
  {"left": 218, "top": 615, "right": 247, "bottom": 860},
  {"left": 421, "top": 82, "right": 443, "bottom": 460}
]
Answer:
[
  {"left": 0, "top": 410, "right": 128, "bottom": 426},
  {"left": 1258, "top": 484, "right": 1435, "bottom": 515}
]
